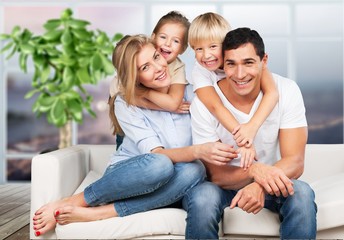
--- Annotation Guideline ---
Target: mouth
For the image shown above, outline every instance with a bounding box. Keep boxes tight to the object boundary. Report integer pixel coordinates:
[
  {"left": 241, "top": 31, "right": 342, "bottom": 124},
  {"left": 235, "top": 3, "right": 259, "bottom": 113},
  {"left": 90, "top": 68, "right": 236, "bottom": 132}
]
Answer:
[
  {"left": 156, "top": 70, "right": 167, "bottom": 81},
  {"left": 202, "top": 59, "right": 218, "bottom": 68},
  {"left": 232, "top": 79, "right": 251, "bottom": 86},
  {"left": 160, "top": 48, "right": 171, "bottom": 58}
]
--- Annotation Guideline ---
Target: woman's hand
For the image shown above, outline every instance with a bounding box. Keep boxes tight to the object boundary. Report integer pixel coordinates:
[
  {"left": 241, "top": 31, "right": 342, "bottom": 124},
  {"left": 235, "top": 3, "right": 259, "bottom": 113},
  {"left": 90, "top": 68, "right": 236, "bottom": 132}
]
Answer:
[
  {"left": 195, "top": 142, "right": 238, "bottom": 166},
  {"left": 174, "top": 101, "right": 190, "bottom": 114}
]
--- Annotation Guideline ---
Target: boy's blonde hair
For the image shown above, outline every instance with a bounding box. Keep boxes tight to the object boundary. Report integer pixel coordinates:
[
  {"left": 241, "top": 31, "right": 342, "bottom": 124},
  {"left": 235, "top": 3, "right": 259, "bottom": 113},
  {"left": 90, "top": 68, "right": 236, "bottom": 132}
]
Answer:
[
  {"left": 188, "top": 12, "right": 231, "bottom": 49},
  {"left": 152, "top": 11, "right": 190, "bottom": 53}
]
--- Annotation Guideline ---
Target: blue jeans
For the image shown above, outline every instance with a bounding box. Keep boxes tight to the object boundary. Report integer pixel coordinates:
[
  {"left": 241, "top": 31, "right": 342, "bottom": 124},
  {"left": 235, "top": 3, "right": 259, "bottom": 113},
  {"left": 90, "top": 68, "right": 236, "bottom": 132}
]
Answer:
[
  {"left": 183, "top": 179, "right": 317, "bottom": 239},
  {"left": 84, "top": 153, "right": 206, "bottom": 216}
]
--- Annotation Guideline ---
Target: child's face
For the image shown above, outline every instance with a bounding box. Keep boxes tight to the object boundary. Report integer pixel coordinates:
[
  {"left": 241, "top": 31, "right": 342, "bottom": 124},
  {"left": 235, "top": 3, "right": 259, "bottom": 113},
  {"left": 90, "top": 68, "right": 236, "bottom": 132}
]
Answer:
[
  {"left": 152, "top": 23, "right": 185, "bottom": 64},
  {"left": 193, "top": 40, "right": 223, "bottom": 71}
]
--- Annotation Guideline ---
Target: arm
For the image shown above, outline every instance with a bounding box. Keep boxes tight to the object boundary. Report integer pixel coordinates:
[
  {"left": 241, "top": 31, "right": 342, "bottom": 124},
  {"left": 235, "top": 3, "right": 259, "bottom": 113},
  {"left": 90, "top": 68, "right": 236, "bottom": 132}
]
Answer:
[
  {"left": 196, "top": 86, "right": 239, "bottom": 133},
  {"left": 197, "top": 86, "right": 256, "bottom": 169},
  {"left": 151, "top": 141, "right": 237, "bottom": 165},
  {"left": 233, "top": 68, "right": 279, "bottom": 147},
  {"left": 134, "top": 84, "right": 187, "bottom": 112}
]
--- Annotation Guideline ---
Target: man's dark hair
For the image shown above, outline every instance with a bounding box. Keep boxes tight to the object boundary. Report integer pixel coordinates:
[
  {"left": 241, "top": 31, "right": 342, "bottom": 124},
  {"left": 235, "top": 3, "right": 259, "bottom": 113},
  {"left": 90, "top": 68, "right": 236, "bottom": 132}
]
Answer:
[{"left": 222, "top": 27, "right": 265, "bottom": 60}]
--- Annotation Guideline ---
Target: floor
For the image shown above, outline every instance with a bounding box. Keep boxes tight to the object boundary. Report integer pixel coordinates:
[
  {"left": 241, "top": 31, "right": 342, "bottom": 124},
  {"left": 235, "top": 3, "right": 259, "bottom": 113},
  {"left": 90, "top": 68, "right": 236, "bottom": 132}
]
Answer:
[{"left": 0, "top": 183, "right": 31, "bottom": 240}]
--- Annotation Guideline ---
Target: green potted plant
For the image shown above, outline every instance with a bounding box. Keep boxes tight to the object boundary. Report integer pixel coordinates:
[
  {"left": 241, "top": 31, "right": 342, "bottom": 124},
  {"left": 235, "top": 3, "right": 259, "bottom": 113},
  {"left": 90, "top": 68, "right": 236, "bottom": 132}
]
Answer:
[{"left": 0, "top": 8, "right": 123, "bottom": 149}]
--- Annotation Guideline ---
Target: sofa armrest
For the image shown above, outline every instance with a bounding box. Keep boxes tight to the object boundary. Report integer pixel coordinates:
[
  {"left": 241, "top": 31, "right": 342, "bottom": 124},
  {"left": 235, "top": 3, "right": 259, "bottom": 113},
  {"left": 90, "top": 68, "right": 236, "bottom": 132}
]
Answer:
[{"left": 30, "top": 145, "right": 89, "bottom": 239}]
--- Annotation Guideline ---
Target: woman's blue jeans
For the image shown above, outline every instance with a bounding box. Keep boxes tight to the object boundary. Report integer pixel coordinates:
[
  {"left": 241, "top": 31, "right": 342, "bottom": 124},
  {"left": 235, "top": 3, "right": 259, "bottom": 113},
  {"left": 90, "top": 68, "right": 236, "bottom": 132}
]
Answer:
[
  {"left": 83, "top": 153, "right": 205, "bottom": 216},
  {"left": 183, "top": 179, "right": 317, "bottom": 239}
]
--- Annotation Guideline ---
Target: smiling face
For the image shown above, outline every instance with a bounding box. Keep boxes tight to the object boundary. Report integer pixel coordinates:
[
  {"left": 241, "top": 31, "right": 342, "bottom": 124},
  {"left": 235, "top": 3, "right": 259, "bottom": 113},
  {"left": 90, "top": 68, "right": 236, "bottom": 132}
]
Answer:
[
  {"left": 223, "top": 43, "right": 267, "bottom": 97},
  {"left": 193, "top": 40, "right": 223, "bottom": 71},
  {"left": 136, "top": 43, "right": 171, "bottom": 92},
  {"left": 152, "top": 22, "right": 185, "bottom": 64}
]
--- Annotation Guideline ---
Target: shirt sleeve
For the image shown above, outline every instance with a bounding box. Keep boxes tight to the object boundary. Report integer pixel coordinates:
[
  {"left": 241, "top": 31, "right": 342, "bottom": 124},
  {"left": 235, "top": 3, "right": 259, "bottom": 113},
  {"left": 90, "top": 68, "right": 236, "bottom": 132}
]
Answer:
[
  {"left": 280, "top": 79, "right": 308, "bottom": 129},
  {"left": 190, "top": 96, "right": 220, "bottom": 144},
  {"left": 170, "top": 58, "right": 188, "bottom": 85},
  {"left": 190, "top": 62, "right": 215, "bottom": 91},
  {"left": 115, "top": 97, "right": 164, "bottom": 153}
]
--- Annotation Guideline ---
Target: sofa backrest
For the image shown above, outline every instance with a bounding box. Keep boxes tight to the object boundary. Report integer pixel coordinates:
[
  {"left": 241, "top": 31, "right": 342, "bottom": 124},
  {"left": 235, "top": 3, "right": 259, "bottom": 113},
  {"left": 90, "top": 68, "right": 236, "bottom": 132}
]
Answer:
[{"left": 300, "top": 144, "right": 344, "bottom": 183}]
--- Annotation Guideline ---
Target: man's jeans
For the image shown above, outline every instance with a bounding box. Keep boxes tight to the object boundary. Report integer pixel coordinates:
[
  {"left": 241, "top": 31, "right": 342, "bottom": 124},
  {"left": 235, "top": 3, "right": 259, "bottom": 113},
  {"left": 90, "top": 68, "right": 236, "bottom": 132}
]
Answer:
[
  {"left": 183, "top": 180, "right": 317, "bottom": 239},
  {"left": 84, "top": 153, "right": 205, "bottom": 216}
]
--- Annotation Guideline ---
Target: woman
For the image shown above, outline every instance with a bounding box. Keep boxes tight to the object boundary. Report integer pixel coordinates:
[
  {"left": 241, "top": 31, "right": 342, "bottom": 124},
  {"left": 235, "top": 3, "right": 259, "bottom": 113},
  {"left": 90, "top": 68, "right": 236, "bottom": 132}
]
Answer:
[{"left": 32, "top": 34, "right": 236, "bottom": 237}]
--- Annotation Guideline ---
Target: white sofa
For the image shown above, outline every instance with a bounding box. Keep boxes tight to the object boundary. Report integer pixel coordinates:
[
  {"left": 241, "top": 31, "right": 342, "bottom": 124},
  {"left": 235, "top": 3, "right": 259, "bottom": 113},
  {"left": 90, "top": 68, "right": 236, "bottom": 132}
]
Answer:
[{"left": 30, "top": 144, "right": 344, "bottom": 239}]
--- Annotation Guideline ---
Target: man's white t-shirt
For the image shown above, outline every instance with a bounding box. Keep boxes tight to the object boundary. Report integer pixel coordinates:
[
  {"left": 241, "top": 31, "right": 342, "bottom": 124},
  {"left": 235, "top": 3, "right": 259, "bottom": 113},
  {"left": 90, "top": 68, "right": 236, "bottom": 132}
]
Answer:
[
  {"left": 190, "top": 73, "right": 307, "bottom": 167},
  {"left": 189, "top": 61, "right": 226, "bottom": 91}
]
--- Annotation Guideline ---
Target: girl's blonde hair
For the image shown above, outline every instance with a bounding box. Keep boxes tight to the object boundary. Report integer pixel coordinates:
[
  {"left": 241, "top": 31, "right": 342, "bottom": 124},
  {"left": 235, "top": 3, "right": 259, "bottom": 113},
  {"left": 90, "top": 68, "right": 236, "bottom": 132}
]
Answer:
[
  {"left": 152, "top": 11, "right": 190, "bottom": 53},
  {"left": 109, "top": 34, "right": 154, "bottom": 136},
  {"left": 188, "top": 12, "right": 231, "bottom": 49}
]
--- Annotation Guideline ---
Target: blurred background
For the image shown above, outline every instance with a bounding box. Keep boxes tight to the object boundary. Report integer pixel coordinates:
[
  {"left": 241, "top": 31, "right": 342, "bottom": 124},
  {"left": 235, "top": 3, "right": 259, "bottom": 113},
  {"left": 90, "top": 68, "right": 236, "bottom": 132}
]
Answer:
[{"left": 0, "top": 0, "right": 343, "bottom": 182}]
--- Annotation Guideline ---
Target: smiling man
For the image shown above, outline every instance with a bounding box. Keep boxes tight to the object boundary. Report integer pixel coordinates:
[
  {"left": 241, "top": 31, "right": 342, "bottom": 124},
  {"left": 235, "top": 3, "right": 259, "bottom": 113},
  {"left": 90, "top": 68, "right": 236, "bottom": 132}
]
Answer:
[{"left": 187, "top": 27, "right": 317, "bottom": 239}]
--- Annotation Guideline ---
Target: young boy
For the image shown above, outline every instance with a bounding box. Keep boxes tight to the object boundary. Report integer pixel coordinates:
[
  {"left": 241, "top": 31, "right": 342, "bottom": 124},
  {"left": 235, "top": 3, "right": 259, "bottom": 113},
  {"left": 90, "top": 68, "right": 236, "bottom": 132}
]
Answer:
[{"left": 188, "top": 12, "right": 279, "bottom": 169}]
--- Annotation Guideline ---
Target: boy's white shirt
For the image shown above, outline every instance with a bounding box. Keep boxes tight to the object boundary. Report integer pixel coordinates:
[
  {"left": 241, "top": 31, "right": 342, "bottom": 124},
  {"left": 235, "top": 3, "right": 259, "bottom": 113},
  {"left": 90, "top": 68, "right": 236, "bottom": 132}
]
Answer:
[
  {"left": 190, "top": 73, "right": 307, "bottom": 167},
  {"left": 189, "top": 61, "right": 226, "bottom": 91}
]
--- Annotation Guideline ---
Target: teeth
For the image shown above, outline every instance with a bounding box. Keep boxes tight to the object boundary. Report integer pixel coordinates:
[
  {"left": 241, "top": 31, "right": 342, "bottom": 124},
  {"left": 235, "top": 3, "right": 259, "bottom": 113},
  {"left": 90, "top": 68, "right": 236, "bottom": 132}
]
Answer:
[
  {"left": 235, "top": 80, "right": 249, "bottom": 85},
  {"left": 157, "top": 71, "right": 166, "bottom": 80}
]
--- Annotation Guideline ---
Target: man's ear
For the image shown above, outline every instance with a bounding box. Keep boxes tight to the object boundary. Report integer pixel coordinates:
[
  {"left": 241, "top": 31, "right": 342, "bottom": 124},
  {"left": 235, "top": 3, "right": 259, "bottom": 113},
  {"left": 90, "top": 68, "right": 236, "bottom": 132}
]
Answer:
[{"left": 262, "top": 53, "right": 268, "bottom": 69}]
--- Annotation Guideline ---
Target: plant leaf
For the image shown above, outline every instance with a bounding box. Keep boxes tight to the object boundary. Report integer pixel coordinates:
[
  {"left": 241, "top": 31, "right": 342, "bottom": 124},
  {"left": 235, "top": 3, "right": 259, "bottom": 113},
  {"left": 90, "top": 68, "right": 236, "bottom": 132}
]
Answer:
[
  {"left": 76, "top": 67, "right": 92, "bottom": 84},
  {"left": 61, "top": 29, "right": 72, "bottom": 45},
  {"left": 24, "top": 89, "right": 39, "bottom": 99},
  {"left": 61, "top": 67, "right": 74, "bottom": 90},
  {"left": 42, "top": 30, "right": 63, "bottom": 41},
  {"left": 43, "top": 19, "right": 61, "bottom": 30},
  {"left": 20, "top": 43, "right": 35, "bottom": 54},
  {"left": 68, "top": 19, "right": 90, "bottom": 29}
]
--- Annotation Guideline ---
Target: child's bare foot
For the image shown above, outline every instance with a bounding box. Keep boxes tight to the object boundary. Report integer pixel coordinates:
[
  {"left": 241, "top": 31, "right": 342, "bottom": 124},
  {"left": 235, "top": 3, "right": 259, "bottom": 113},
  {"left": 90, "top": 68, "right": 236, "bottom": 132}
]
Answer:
[{"left": 55, "top": 204, "right": 118, "bottom": 225}]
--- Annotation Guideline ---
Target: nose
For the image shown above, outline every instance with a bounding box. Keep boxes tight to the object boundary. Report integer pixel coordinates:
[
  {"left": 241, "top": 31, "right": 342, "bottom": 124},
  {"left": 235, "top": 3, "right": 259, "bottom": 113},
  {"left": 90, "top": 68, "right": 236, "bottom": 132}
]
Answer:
[
  {"left": 152, "top": 61, "right": 163, "bottom": 72},
  {"left": 235, "top": 65, "right": 246, "bottom": 79}
]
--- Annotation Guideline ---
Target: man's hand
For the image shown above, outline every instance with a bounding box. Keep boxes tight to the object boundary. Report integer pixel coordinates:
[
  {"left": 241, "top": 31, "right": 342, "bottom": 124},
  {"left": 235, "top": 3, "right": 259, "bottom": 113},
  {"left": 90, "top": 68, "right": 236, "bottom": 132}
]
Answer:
[
  {"left": 249, "top": 163, "right": 294, "bottom": 197},
  {"left": 195, "top": 142, "right": 238, "bottom": 166},
  {"left": 229, "top": 182, "right": 265, "bottom": 214}
]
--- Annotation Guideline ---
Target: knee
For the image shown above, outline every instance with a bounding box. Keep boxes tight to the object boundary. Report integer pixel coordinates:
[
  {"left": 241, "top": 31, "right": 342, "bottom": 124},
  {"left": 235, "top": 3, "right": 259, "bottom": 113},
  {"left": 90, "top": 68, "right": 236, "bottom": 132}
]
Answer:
[
  {"left": 141, "top": 153, "right": 174, "bottom": 184},
  {"left": 186, "top": 182, "right": 224, "bottom": 213},
  {"left": 184, "top": 160, "right": 206, "bottom": 184},
  {"left": 292, "top": 180, "right": 315, "bottom": 202}
]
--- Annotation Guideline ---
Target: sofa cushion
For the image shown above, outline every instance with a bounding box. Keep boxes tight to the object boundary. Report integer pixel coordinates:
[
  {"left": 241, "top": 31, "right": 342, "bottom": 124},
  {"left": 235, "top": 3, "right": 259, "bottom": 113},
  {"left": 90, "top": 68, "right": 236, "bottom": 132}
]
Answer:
[
  {"left": 310, "top": 173, "right": 344, "bottom": 231},
  {"left": 222, "top": 207, "right": 279, "bottom": 236}
]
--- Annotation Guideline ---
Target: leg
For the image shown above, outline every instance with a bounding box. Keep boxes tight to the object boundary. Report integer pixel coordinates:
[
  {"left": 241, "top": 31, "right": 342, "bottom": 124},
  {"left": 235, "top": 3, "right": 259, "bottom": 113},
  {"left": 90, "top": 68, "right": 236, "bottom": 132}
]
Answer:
[
  {"left": 265, "top": 179, "right": 317, "bottom": 239},
  {"left": 84, "top": 153, "right": 174, "bottom": 205},
  {"left": 182, "top": 181, "right": 235, "bottom": 239},
  {"left": 115, "top": 160, "right": 206, "bottom": 216},
  {"left": 33, "top": 153, "right": 173, "bottom": 236}
]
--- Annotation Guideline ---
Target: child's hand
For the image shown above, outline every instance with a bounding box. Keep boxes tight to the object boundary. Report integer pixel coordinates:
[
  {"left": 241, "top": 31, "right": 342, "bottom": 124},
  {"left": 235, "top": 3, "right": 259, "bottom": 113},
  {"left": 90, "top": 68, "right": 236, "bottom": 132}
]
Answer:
[
  {"left": 232, "top": 123, "right": 258, "bottom": 147},
  {"left": 174, "top": 101, "right": 190, "bottom": 114},
  {"left": 236, "top": 144, "right": 257, "bottom": 170}
]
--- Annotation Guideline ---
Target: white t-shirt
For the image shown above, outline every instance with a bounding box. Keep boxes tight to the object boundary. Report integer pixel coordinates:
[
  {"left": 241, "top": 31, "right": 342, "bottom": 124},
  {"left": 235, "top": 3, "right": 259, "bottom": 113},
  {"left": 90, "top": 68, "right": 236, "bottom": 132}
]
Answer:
[
  {"left": 190, "top": 73, "right": 307, "bottom": 167},
  {"left": 188, "top": 61, "right": 226, "bottom": 91}
]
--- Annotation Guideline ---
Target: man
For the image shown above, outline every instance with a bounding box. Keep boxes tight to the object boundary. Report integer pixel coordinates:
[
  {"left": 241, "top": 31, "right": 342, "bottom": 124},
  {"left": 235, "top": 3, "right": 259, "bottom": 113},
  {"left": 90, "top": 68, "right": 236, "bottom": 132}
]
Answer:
[{"left": 185, "top": 27, "right": 317, "bottom": 239}]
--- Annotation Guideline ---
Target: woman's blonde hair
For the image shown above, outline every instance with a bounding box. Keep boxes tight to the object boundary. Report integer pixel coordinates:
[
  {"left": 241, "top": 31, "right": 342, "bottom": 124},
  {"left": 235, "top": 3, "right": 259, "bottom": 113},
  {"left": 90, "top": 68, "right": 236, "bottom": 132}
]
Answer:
[
  {"left": 188, "top": 12, "right": 231, "bottom": 49},
  {"left": 109, "top": 34, "right": 154, "bottom": 136}
]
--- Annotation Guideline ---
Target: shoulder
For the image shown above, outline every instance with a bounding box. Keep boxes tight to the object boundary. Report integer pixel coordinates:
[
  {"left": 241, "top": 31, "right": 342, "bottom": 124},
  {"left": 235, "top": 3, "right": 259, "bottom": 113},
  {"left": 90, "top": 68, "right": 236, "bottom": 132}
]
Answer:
[
  {"left": 169, "top": 57, "right": 185, "bottom": 70},
  {"left": 273, "top": 73, "right": 300, "bottom": 91}
]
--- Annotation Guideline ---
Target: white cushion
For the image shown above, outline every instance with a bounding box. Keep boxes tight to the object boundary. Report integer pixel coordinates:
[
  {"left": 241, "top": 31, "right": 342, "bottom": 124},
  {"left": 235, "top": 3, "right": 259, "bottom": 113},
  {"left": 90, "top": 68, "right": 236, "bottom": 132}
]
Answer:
[
  {"left": 223, "top": 207, "right": 279, "bottom": 236},
  {"left": 311, "top": 173, "right": 344, "bottom": 231}
]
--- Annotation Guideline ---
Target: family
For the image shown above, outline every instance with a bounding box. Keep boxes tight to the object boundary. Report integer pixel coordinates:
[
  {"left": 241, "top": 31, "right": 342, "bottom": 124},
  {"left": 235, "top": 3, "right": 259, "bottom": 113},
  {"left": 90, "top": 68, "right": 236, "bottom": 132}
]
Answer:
[{"left": 32, "top": 11, "right": 317, "bottom": 239}]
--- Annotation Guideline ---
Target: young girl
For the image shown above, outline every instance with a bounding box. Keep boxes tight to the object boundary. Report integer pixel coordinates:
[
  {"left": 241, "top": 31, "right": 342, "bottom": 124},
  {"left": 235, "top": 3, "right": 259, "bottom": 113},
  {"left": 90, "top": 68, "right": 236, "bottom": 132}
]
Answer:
[{"left": 188, "top": 12, "right": 279, "bottom": 169}]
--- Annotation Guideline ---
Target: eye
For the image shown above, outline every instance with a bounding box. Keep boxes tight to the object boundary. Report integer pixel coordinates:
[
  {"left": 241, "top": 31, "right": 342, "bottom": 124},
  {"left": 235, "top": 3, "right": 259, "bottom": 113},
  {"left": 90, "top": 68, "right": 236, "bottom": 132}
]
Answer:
[
  {"left": 225, "top": 61, "right": 235, "bottom": 67},
  {"left": 154, "top": 53, "right": 161, "bottom": 60},
  {"left": 140, "top": 64, "right": 149, "bottom": 72},
  {"left": 195, "top": 47, "right": 202, "bottom": 52},
  {"left": 173, "top": 39, "right": 181, "bottom": 44},
  {"left": 159, "top": 35, "right": 166, "bottom": 40}
]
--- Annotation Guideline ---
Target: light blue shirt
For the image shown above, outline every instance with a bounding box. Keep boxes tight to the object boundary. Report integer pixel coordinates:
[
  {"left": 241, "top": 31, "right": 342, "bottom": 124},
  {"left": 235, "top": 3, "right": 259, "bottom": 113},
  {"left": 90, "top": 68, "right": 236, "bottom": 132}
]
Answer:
[{"left": 109, "top": 85, "right": 194, "bottom": 165}]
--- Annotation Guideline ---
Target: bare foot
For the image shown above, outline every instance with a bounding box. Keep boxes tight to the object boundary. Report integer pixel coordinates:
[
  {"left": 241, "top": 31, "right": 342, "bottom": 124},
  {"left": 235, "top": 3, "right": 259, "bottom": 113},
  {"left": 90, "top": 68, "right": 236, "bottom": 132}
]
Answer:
[
  {"left": 32, "top": 200, "right": 65, "bottom": 236},
  {"left": 32, "top": 192, "right": 87, "bottom": 236},
  {"left": 55, "top": 204, "right": 118, "bottom": 225}
]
